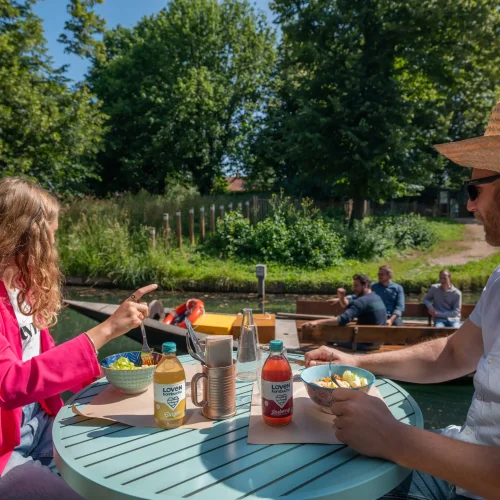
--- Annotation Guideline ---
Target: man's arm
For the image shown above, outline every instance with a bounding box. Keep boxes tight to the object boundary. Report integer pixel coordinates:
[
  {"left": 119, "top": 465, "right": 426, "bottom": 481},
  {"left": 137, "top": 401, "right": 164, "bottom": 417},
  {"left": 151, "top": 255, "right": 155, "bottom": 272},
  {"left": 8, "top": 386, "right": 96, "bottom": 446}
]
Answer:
[
  {"left": 355, "top": 319, "right": 483, "bottom": 383},
  {"left": 331, "top": 389, "right": 500, "bottom": 500},
  {"left": 393, "top": 285, "right": 405, "bottom": 317},
  {"left": 337, "top": 288, "right": 352, "bottom": 309},
  {"left": 452, "top": 290, "right": 462, "bottom": 319},
  {"left": 392, "top": 426, "right": 500, "bottom": 499},
  {"left": 424, "top": 286, "right": 438, "bottom": 317}
]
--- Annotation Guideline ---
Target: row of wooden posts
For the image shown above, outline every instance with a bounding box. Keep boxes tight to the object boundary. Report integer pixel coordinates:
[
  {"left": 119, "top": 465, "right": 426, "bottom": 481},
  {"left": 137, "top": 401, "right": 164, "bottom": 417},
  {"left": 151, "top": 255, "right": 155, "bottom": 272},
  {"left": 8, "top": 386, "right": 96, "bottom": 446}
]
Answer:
[{"left": 148, "top": 200, "right": 253, "bottom": 250}]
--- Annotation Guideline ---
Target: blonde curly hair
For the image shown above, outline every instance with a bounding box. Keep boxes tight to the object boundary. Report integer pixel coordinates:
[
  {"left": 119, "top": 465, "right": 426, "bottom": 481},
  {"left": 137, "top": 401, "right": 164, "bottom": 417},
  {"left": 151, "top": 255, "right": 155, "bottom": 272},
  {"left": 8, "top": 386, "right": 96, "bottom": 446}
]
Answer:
[{"left": 0, "top": 177, "right": 62, "bottom": 329}]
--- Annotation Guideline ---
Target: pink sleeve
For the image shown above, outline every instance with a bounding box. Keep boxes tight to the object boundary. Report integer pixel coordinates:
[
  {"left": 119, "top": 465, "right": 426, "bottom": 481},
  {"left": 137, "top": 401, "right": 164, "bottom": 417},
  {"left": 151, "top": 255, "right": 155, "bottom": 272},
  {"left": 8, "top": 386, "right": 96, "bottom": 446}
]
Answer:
[{"left": 0, "top": 333, "right": 101, "bottom": 410}]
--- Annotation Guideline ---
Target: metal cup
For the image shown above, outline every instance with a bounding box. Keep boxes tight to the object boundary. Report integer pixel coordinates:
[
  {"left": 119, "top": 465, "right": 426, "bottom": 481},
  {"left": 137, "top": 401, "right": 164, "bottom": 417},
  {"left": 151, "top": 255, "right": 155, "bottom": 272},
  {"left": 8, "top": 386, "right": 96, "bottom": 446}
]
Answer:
[{"left": 191, "top": 362, "right": 236, "bottom": 420}]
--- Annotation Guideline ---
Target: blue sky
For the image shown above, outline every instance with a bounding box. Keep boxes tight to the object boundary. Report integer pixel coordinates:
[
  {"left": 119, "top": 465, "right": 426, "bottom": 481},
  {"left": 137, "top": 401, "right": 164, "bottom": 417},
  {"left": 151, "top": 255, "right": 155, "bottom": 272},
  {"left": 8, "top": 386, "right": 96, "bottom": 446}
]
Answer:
[{"left": 33, "top": 0, "right": 276, "bottom": 82}]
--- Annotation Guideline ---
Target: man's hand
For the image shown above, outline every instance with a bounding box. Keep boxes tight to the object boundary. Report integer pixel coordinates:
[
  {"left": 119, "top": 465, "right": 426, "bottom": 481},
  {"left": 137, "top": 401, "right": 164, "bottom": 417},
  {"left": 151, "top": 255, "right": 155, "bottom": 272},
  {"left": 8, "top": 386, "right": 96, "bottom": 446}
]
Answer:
[
  {"left": 428, "top": 306, "right": 438, "bottom": 318},
  {"left": 386, "top": 318, "right": 393, "bottom": 326},
  {"left": 301, "top": 320, "right": 318, "bottom": 333},
  {"left": 305, "top": 345, "right": 357, "bottom": 367},
  {"left": 330, "top": 388, "right": 405, "bottom": 460},
  {"left": 336, "top": 288, "right": 346, "bottom": 298},
  {"left": 327, "top": 298, "right": 340, "bottom": 307}
]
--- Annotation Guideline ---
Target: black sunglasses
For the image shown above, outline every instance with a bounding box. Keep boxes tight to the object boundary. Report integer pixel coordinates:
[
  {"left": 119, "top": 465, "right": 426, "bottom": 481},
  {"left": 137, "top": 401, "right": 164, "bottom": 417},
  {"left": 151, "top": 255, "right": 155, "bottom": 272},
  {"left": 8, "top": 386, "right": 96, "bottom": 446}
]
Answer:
[{"left": 464, "top": 174, "right": 500, "bottom": 201}]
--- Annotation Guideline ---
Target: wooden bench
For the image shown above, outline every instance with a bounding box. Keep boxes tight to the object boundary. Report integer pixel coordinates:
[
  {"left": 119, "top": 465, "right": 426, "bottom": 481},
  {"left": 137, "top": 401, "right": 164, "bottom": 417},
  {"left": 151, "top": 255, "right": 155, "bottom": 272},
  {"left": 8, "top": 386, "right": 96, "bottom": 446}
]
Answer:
[
  {"left": 296, "top": 300, "right": 474, "bottom": 325},
  {"left": 293, "top": 300, "right": 476, "bottom": 351}
]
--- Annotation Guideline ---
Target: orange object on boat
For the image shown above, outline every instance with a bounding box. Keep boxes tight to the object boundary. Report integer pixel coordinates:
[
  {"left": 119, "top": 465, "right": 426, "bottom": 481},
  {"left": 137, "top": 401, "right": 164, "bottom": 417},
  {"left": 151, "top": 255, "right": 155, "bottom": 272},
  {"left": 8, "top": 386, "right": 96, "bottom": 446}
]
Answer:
[{"left": 163, "top": 299, "right": 205, "bottom": 328}]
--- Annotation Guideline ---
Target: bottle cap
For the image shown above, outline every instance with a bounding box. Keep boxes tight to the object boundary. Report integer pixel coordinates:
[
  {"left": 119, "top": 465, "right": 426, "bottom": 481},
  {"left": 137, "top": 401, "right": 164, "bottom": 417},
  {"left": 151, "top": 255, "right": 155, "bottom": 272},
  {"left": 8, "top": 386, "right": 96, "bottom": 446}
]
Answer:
[
  {"left": 269, "top": 340, "right": 283, "bottom": 351},
  {"left": 162, "top": 342, "right": 177, "bottom": 353}
]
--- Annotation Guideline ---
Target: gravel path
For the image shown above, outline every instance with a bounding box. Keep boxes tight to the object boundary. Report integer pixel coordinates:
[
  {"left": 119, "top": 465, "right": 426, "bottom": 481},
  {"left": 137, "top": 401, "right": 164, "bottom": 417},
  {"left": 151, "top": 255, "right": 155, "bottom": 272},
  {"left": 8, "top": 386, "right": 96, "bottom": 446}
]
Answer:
[{"left": 430, "top": 218, "right": 499, "bottom": 266}]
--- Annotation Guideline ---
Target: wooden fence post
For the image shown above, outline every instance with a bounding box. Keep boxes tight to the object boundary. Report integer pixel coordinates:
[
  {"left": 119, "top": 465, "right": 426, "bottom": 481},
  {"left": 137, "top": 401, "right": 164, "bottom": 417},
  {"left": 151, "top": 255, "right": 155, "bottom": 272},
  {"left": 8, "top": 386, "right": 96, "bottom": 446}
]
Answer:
[
  {"left": 189, "top": 208, "right": 195, "bottom": 246},
  {"left": 219, "top": 205, "right": 224, "bottom": 220},
  {"left": 210, "top": 204, "right": 215, "bottom": 232},
  {"left": 200, "top": 206, "right": 206, "bottom": 242},
  {"left": 412, "top": 200, "right": 418, "bottom": 214},
  {"left": 238, "top": 202, "right": 242, "bottom": 215},
  {"left": 149, "top": 227, "right": 156, "bottom": 248},
  {"left": 163, "top": 213, "right": 170, "bottom": 248},
  {"left": 228, "top": 202, "right": 233, "bottom": 212},
  {"left": 252, "top": 195, "right": 258, "bottom": 224},
  {"left": 176, "top": 210, "right": 182, "bottom": 251},
  {"left": 245, "top": 200, "right": 250, "bottom": 220}
]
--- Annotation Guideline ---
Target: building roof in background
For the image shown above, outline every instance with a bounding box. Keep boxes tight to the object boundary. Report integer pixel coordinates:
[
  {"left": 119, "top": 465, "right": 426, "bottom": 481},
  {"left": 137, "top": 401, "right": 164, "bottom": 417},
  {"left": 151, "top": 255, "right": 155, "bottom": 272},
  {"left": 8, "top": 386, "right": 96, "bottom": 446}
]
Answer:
[{"left": 226, "top": 174, "right": 247, "bottom": 192}]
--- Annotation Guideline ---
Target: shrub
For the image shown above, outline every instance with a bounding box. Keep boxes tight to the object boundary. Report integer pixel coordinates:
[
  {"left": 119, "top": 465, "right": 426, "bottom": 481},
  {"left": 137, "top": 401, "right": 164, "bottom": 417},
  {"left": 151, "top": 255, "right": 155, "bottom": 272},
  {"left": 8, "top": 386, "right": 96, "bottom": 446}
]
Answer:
[
  {"left": 205, "top": 193, "right": 343, "bottom": 268},
  {"left": 337, "top": 220, "right": 393, "bottom": 261},
  {"left": 372, "top": 214, "right": 437, "bottom": 251}
]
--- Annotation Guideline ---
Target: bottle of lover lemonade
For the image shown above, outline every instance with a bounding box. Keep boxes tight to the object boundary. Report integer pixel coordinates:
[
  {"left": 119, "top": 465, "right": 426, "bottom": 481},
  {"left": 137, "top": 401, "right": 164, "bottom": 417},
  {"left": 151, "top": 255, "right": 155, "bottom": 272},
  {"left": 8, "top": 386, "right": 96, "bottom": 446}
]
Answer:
[
  {"left": 154, "top": 342, "right": 186, "bottom": 429},
  {"left": 261, "top": 340, "right": 293, "bottom": 426}
]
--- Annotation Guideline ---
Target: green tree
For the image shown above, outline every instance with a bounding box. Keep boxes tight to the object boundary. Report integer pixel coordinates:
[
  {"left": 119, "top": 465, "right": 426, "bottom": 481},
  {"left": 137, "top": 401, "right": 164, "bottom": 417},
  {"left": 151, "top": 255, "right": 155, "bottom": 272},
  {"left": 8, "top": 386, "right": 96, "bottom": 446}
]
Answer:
[
  {"left": 0, "top": 0, "right": 106, "bottom": 195},
  {"left": 88, "top": 0, "right": 276, "bottom": 195},
  {"left": 58, "top": 0, "right": 106, "bottom": 62},
  {"left": 252, "top": 0, "right": 500, "bottom": 219}
]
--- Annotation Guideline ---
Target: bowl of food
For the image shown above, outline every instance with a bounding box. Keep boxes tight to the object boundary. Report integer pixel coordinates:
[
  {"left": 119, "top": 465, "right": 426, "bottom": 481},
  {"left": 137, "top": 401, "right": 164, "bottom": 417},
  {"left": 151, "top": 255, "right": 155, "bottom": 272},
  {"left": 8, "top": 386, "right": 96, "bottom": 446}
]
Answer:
[
  {"left": 101, "top": 351, "right": 161, "bottom": 394},
  {"left": 300, "top": 364, "right": 375, "bottom": 413}
]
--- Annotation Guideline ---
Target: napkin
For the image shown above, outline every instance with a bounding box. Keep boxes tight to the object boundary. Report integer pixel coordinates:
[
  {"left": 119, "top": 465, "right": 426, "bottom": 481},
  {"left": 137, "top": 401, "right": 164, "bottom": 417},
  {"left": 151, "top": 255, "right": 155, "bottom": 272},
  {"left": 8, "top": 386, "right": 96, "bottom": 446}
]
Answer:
[
  {"left": 247, "top": 376, "right": 385, "bottom": 445},
  {"left": 72, "top": 364, "right": 213, "bottom": 430}
]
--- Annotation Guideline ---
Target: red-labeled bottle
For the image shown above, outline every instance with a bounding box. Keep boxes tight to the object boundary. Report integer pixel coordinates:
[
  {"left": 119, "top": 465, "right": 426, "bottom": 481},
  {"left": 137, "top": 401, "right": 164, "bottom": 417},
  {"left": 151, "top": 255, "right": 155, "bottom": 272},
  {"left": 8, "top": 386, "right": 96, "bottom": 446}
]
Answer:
[{"left": 261, "top": 340, "right": 293, "bottom": 426}]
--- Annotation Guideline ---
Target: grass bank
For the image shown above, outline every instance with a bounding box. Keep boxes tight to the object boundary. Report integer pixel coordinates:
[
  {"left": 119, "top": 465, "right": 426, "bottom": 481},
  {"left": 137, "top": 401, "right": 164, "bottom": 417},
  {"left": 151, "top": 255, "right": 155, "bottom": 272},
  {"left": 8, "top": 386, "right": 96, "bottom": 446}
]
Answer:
[{"left": 58, "top": 214, "right": 495, "bottom": 294}]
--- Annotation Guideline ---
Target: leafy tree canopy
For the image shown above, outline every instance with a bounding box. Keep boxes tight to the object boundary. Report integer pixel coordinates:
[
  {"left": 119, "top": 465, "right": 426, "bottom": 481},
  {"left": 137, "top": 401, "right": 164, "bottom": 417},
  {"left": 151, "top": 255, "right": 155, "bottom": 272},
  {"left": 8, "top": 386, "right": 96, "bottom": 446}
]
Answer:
[
  {"left": 0, "top": 0, "right": 106, "bottom": 195},
  {"left": 250, "top": 0, "right": 500, "bottom": 218},
  {"left": 88, "top": 0, "right": 277, "bottom": 195}
]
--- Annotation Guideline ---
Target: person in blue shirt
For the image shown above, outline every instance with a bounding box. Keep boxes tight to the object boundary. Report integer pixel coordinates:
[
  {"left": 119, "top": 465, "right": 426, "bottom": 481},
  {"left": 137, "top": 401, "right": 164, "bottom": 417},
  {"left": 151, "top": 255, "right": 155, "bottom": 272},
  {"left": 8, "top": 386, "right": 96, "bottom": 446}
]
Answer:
[
  {"left": 303, "top": 274, "right": 387, "bottom": 350},
  {"left": 332, "top": 266, "right": 405, "bottom": 327},
  {"left": 371, "top": 265, "right": 405, "bottom": 326}
]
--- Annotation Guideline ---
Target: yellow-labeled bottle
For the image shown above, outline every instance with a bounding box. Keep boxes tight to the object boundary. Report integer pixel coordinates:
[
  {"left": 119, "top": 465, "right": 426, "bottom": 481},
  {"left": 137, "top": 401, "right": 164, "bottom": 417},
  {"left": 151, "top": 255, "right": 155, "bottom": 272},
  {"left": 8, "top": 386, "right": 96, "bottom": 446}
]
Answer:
[{"left": 154, "top": 342, "right": 186, "bottom": 429}]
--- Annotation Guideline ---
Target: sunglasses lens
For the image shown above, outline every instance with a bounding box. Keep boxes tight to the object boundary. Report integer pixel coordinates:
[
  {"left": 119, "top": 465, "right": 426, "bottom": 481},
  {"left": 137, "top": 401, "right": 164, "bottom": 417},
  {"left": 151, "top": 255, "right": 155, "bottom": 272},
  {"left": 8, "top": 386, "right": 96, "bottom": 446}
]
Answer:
[{"left": 467, "top": 185, "right": 478, "bottom": 201}]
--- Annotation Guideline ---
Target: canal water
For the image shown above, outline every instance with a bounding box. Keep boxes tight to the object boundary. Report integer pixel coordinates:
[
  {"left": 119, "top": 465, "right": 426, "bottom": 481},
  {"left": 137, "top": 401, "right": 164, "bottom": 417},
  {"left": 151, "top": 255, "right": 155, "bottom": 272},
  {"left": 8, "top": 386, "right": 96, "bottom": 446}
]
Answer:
[{"left": 54, "top": 286, "right": 477, "bottom": 431}]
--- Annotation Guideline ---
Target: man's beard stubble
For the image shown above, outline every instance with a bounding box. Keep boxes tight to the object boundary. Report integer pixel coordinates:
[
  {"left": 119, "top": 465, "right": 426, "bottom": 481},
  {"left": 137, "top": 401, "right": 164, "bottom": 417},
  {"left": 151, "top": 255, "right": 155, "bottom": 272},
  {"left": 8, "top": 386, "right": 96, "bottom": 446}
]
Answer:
[{"left": 480, "top": 188, "right": 500, "bottom": 246}]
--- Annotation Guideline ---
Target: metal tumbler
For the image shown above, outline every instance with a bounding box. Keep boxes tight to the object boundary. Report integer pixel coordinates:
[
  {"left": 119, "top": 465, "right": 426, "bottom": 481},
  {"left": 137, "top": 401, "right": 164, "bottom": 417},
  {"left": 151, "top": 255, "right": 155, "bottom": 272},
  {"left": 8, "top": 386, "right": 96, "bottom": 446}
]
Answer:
[{"left": 191, "top": 362, "right": 236, "bottom": 420}]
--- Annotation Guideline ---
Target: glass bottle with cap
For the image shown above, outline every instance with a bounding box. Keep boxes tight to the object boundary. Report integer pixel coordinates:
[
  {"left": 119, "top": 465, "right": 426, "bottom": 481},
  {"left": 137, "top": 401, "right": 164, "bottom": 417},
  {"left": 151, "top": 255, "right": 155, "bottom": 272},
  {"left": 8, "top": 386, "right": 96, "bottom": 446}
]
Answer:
[
  {"left": 154, "top": 341, "right": 186, "bottom": 429},
  {"left": 236, "top": 308, "right": 260, "bottom": 381},
  {"left": 260, "top": 339, "right": 293, "bottom": 426}
]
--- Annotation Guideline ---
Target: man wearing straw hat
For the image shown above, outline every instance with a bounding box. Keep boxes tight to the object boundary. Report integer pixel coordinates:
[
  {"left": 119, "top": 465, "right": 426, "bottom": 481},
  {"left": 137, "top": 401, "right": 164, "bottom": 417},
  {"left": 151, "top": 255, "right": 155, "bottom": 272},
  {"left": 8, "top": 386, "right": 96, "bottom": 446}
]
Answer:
[{"left": 305, "top": 101, "right": 500, "bottom": 499}]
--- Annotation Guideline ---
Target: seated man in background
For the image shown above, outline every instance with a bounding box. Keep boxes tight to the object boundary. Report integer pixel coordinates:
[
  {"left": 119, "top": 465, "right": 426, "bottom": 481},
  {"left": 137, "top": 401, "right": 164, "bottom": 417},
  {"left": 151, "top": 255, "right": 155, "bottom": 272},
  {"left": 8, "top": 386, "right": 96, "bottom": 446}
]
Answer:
[
  {"left": 372, "top": 265, "right": 405, "bottom": 326},
  {"left": 303, "top": 274, "right": 387, "bottom": 350},
  {"left": 424, "top": 269, "right": 462, "bottom": 328},
  {"left": 328, "top": 267, "right": 404, "bottom": 327}
]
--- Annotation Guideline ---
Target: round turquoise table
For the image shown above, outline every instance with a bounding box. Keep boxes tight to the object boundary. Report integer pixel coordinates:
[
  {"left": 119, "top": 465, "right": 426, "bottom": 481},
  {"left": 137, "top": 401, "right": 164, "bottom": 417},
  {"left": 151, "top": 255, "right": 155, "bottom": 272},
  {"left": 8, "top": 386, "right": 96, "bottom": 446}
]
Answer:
[{"left": 53, "top": 353, "right": 423, "bottom": 500}]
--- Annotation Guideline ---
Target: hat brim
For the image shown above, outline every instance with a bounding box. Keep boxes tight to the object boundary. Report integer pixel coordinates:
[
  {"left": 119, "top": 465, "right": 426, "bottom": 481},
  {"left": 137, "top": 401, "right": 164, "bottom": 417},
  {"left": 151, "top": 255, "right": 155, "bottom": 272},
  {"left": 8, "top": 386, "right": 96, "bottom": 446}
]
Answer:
[{"left": 434, "top": 136, "right": 500, "bottom": 173}]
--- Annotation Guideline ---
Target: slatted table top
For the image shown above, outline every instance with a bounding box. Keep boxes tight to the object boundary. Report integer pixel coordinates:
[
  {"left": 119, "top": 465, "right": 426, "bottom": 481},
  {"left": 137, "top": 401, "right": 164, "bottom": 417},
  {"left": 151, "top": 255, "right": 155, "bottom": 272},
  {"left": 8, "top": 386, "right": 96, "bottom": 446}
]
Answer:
[{"left": 53, "top": 354, "right": 423, "bottom": 499}]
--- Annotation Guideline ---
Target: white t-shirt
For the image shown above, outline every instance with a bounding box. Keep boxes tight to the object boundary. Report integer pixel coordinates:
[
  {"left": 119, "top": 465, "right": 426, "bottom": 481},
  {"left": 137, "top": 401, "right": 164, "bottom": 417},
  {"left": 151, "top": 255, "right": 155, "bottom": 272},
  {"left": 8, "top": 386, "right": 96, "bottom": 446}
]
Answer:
[
  {"left": 7, "top": 289, "right": 40, "bottom": 361},
  {"left": 441, "top": 264, "right": 500, "bottom": 499}
]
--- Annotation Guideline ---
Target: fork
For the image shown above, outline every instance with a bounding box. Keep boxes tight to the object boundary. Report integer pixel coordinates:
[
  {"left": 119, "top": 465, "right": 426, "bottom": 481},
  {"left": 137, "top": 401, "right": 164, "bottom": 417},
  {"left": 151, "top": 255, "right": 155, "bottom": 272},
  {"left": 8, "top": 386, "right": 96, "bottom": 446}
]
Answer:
[
  {"left": 140, "top": 321, "right": 154, "bottom": 366},
  {"left": 329, "top": 352, "right": 334, "bottom": 381}
]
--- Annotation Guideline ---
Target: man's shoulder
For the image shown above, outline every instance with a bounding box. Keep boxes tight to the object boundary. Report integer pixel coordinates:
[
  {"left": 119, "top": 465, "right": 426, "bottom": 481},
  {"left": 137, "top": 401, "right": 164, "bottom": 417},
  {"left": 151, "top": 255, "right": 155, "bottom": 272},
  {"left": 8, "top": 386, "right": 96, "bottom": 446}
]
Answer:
[
  {"left": 367, "top": 291, "right": 385, "bottom": 303},
  {"left": 429, "top": 283, "right": 440, "bottom": 290},
  {"left": 390, "top": 282, "right": 404, "bottom": 292}
]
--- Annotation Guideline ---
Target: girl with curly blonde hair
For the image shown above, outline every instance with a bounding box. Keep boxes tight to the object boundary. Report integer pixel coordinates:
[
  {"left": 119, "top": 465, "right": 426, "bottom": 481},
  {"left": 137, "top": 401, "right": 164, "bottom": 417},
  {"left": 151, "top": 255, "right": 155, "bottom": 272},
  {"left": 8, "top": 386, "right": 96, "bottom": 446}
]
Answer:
[{"left": 0, "top": 178, "right": 156, "bottom": 494}]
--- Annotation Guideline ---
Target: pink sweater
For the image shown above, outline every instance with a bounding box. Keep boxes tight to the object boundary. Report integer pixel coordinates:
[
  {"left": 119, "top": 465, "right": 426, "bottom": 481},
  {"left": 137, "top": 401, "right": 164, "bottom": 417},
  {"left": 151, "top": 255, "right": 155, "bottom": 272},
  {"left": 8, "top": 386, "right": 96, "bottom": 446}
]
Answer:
[{"left": 0, "top": 282, "right": 101, "bottom": 474}]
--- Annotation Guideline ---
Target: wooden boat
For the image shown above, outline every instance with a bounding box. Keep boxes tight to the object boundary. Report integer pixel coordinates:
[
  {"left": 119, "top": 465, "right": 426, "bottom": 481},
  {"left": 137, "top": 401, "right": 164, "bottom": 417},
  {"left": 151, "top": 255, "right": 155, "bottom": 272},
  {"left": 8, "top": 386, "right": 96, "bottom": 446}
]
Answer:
[
  {"left": 65, "top": 298, "right": 474, "bottom": 352},
  {"left": 64, "top": 300, "right": 301, "bottom": 353},
  {"left": 288, "top": 300, "right": 475, "bottom": 351},
  {"left": 65, "top": 298, "right": 474, "bottom": 382}
]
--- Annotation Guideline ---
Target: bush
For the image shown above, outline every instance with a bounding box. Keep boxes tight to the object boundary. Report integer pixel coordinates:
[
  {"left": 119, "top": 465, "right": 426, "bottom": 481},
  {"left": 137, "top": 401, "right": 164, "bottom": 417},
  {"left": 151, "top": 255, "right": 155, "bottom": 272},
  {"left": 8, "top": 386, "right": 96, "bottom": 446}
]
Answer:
[
  {"left": 373, "top": 214, "right": 437, "bottom": 251},
  {"left": 337, "top": 220, "right": 393, "bottom": 261},
  {"left": 332, "top": 214, "right": 437, "bottom": 261},
  {"left": 205, "top": 193, "right": 343, "bottom": 268}
]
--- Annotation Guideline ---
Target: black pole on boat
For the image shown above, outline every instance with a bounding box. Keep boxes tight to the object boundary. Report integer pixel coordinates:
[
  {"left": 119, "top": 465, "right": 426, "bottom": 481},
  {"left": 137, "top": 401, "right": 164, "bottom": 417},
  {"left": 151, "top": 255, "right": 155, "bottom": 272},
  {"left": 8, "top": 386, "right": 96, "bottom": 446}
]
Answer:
[{"left": 256, "top": 264, "right": 267, "bottom": 314}]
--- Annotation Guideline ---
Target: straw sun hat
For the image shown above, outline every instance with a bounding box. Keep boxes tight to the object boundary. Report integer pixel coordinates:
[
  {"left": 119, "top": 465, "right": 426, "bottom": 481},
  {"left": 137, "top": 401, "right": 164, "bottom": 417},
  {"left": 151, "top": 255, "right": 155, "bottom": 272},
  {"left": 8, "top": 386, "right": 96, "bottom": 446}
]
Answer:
[{"left": 434, "top": 101, "right": 500, "bottom": 173}]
